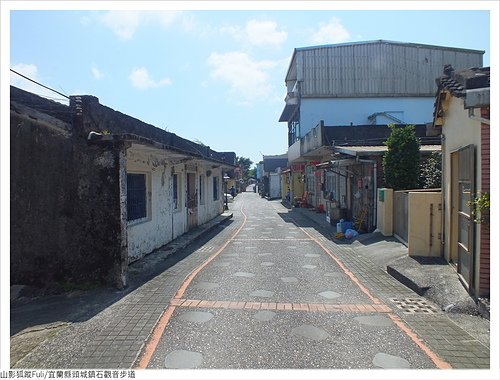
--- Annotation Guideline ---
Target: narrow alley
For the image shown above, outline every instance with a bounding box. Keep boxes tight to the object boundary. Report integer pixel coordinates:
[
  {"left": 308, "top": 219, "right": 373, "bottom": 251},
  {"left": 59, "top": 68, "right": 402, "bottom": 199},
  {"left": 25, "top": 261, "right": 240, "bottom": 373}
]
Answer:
[{"left": 11, "top": 191, "right": 489, "bottom": 371}]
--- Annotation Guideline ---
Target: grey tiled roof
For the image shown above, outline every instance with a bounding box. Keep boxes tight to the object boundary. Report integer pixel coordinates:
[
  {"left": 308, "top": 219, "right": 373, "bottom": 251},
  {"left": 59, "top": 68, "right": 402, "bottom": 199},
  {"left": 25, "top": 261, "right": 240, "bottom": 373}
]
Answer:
[
  {"left": 437, "top": 66, "right": 490, "bottom": 97},
  {"left": 432, "top": 66, "right": 490, "bottom": 126}
]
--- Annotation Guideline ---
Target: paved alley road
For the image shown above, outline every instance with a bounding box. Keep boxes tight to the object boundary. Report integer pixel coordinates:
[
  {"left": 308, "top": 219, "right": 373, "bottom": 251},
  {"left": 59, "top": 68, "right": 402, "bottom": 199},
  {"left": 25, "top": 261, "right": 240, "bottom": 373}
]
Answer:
[
  {"left": 13, "top": 191, "right": 489, "bottom": 371},
  {"left": 136, "top": 192, "right": 442, "bottom": 369}
]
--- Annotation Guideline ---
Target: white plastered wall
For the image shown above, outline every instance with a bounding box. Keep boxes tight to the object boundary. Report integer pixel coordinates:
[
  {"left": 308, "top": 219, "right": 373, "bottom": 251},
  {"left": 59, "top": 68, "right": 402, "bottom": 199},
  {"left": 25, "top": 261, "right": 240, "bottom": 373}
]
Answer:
[
  {"left": 197, "top": 165, "right": 224, "bottom": 225},
  {"left": 126, "top": 148, "right": 175, "bottom": 262},
  {"left": 126, "top": 147, "right": 225, "bottom": 262}
]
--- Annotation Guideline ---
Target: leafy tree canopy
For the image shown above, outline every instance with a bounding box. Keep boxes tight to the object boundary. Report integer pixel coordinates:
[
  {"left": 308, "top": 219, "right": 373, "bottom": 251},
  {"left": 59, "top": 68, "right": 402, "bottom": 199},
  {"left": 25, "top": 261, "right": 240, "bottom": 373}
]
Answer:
[
  {"left": 382, "top": 124, "right": 421, "bottom": 191},
  {"left": 236, "top": 156, "right": 253, "bottom": 177},
  {"left": 247, "top": 166, "right": 256, "bottom": 179},
  {"left": 419, "top": 152, "right": 442, "bottom": 189}
]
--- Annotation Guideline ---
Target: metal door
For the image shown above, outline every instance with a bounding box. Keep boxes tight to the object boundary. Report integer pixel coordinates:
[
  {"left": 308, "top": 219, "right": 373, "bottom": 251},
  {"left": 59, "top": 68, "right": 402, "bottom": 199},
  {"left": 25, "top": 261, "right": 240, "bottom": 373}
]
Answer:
[
  {"left": 393, "top": 191, "right": 409, "bottom": 245},
  {"left": 456, "top": 145, "right": 475, "bottom": 290}
]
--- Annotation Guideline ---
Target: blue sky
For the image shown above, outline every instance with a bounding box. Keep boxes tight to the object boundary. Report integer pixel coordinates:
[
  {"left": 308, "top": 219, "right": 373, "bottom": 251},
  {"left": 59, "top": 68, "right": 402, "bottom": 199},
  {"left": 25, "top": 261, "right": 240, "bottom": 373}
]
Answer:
[{"left": 4, "top": 2, "right": 496, "bottom": 166}]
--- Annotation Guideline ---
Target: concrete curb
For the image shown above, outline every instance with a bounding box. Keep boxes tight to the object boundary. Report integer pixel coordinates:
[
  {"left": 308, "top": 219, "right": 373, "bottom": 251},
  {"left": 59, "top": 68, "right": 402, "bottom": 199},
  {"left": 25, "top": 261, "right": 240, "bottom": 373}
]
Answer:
[
  {"left": 386, "top": 265, "right": 429, "bottom": 296},
  {"left": 183, "top": 212, "right": 233, "bottom": 250},
  {"left": 477, "top": 298, "right": 490, "bottom": 320},
  {"left": 128, "top": 212, "right": 234, "bottom": 278}
]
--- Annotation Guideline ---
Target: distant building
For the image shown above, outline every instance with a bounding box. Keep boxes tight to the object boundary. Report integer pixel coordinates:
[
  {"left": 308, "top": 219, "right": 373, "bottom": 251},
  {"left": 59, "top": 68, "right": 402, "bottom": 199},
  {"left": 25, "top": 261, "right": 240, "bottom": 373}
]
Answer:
[
  {"left": 261, "top": 154, "right": 288, "bottom": 199},
  {"left": 280, "top": 40, "right": 484, "bottom": 144},
  {"left": 279, "top": 40, "right": 484, "bottom": 228},
  {"left": 284, "top": 121, "right": 440, "bottom": 230}
]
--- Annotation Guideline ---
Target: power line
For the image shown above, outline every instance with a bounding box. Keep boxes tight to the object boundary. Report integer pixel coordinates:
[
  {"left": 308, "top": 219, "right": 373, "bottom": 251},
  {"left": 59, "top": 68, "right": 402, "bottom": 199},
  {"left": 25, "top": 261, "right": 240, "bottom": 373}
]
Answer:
[{"left": 10, "top": 68, "right": 70, "bottom": 100}]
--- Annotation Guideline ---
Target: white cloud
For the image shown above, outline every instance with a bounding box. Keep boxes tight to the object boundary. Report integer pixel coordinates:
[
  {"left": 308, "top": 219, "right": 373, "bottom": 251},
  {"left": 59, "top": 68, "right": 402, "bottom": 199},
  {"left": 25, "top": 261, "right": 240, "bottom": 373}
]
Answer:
[
  {"left": 100, "top": 11, "right": 142, "bottom": 40},
  {"left": 91, "top": 65, "right": 103, "bottom": 79},
  {"left": 99, "top": 11, "right": 183, "bottom": 40},
  {"left": 218, "top": 25, "right": 243, "bottom": 40},
  {"left": 310, "top": 17, "right": 351, "bottom": 45},
  {"left": 129, "top": 67, "right": 172, "bottom": 90},
  {"left": 210, "top": 20, "right": 286, "bottom": 48},
  {"left": 245, "top": 20, "right": 287, "bottom": 46},
  {"left": 207, "top": 51, "right": 279, "bottom": 106}
]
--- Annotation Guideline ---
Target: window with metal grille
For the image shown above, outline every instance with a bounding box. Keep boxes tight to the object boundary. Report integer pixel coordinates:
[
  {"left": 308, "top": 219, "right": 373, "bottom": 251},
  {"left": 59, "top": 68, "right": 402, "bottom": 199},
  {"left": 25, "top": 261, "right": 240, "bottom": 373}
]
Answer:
[{"left": 127, "top": 173, "right": 147, "bottom": 221}]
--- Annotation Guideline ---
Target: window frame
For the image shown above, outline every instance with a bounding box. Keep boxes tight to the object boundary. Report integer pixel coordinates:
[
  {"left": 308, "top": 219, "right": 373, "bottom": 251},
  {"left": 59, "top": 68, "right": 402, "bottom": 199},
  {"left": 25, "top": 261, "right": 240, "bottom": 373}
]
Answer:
[
  {"left": 126, "top": 172, "right": 150, "bottom": 224},
  {"left": 213, "top": 176, "right": 220, "bottom": 201}
]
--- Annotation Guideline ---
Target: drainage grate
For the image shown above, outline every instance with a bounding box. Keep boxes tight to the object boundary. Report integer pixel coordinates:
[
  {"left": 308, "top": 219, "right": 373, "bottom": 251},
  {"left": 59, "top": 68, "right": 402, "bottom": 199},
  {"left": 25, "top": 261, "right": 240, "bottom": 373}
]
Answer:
[{"left": 389, "top": 297, "right": 439, "bottom": 314}]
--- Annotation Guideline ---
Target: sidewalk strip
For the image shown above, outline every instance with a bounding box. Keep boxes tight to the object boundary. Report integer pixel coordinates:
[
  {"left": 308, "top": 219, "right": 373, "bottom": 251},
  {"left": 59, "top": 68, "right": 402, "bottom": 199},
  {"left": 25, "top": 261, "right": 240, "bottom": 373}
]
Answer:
[
  {"left": 388, "top": 313, "right": 452, "bottom": 369},
  {"left": 135, "top": 305, "right": 176, "bottom": 369},
  {"left": 294, "top": 222, "right": 384, "bottom": 306},
  {"left": 173, "top": 207, "right": 248, "bottom": 300}
]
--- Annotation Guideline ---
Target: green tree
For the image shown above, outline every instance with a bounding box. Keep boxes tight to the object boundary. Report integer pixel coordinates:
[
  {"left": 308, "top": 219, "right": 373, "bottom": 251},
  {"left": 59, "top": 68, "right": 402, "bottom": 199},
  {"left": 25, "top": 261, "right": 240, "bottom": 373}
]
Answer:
[
  {"left": 236, "top": 156, "right": 253, "bottom": 178},
  {"left": 247, "top": 166, "right": 256, "bottom": 179},
  {"left": 382, "top": 124, "right": 421, "bottom": 190},
  {"left": 419, "top": 152, "right": 442, "bottom": 189}
]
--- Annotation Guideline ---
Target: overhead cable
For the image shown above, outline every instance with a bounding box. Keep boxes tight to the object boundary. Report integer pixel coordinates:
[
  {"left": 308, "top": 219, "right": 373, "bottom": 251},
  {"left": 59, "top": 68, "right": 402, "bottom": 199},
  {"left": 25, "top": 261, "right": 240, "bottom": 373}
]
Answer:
[{"left": 10, "top": 68, "right": 70, "bottom": 99}]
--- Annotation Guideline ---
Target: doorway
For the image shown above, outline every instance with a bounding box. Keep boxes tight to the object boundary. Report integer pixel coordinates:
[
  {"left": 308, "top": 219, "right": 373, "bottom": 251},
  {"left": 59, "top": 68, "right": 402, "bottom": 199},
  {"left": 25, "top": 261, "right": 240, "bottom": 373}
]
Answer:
[
  {"left": 450, "top": 145, "right": 475, "bottom": 291},
  {"left": 186, "top": 172, "right": 198, "bottom": 230}
]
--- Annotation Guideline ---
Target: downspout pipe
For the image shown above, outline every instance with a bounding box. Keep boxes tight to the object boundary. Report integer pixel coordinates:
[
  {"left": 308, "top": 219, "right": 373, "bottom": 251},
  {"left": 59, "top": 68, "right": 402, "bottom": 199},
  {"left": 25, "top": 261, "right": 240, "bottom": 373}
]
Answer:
[{"left": 357, "top": 157, "right": 377, "bottom": 229}]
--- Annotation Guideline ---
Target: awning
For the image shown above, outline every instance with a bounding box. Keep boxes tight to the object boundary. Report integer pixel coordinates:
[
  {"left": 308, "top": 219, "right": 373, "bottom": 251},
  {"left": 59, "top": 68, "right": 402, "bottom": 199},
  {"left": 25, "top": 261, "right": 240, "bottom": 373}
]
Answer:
[
  {"left": 316, "top": 159, "right": 358, "bottom": 169},
  {"left": 279, "top": 103, "right": 298, "bottom": 122},
  {"left": 334, "top": 145, "right": 441, "bottom": 156}
]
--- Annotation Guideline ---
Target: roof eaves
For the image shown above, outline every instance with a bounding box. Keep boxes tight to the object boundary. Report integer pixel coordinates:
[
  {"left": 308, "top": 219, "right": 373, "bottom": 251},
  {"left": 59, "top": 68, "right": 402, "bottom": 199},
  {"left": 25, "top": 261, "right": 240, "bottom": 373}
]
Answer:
[
  {"left": 89, "top": 133, "right": 236, "bottom": 167},
  {"left": 294, "top": 39, "right": 485, "bottom": 54},
  {"left": 284, "top": 48, "right": 298, "bottom": 81}
]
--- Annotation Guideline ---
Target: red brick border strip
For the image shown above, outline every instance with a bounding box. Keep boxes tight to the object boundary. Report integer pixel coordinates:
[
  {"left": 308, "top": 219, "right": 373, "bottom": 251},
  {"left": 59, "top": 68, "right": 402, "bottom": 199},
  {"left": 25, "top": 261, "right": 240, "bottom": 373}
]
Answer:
[{"left": 172, "top": 299, "right": 392, "bottom": 313}]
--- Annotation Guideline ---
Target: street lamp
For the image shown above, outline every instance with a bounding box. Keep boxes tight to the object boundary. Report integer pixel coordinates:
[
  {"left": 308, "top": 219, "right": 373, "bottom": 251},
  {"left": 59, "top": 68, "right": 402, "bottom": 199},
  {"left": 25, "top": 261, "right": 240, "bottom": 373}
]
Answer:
[{"left": 223, "top": 173, "right": 230, "bottom": 210}]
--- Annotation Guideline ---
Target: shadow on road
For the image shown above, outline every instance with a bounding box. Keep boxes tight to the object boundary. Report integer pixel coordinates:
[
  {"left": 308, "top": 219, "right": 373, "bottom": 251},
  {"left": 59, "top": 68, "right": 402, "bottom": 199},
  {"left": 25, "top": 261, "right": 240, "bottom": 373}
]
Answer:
[{"left": 10, "top": 219, "right": 234, "bottom": 336}]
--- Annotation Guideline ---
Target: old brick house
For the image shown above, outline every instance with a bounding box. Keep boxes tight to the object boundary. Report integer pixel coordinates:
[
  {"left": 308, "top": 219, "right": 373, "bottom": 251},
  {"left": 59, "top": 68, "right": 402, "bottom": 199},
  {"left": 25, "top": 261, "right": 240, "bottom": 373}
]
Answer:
[{"left": 10, "top": 86, "right": 235, "bottom": 289}]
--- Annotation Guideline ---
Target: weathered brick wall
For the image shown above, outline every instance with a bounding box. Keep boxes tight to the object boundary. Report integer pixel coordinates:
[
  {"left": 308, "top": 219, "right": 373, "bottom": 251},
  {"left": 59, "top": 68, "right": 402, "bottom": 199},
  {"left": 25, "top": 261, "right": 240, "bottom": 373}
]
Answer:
[
  {"left": 10, "top": 111, "right": 76, "bottom": 286},
  {"left": 10, "top": 87, "right": 125, "bottom": 289},
  {"left": 71, "top": 141, "right": 126, "bottom": 289}
]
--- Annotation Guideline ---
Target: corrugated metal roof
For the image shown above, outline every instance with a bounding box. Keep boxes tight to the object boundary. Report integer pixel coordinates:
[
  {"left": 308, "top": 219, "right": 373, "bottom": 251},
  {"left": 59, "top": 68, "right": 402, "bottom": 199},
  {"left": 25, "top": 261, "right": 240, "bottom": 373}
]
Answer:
[
  {"left": 294, "top": 39, "right": 485, "bottom": 54},
  {"left": 284, "top": 40, "right": 484, "bottom": 98}
]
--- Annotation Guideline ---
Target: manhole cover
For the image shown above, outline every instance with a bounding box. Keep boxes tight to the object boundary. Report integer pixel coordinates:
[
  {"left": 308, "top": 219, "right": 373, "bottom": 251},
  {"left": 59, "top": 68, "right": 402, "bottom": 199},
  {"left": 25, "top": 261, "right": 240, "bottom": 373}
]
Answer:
[{"left": 389, "top": 297, "right": 439, "bottom": 314}]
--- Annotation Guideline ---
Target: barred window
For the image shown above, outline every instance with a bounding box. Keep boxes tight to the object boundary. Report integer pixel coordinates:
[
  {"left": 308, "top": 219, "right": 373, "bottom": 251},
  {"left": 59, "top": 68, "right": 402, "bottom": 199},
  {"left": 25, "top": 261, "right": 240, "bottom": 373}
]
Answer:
[{"left": 127, "top": 173, "right": 147, "bottom": 221}]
